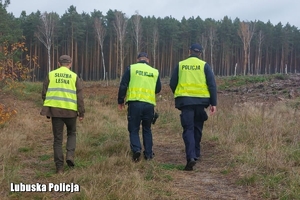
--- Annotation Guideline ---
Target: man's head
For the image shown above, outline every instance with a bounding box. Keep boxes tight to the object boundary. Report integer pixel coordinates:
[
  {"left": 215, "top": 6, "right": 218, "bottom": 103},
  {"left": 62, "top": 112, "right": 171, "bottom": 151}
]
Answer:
[
  {"left": 189, "top": 43, "right": 203, "bottom": 56},
  {"left": 59, "top": 55, "right": 72, "bottom": 68},
  {"left": 137, "top": 52, "right": 149, "bottom": 63}
]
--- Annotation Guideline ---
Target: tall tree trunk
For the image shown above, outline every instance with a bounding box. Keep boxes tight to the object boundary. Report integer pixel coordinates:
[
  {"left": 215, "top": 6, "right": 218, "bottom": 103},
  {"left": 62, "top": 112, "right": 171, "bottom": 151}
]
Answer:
[
  {"left": 257, "top": 30, "right": 264, "bottom": 75},
  {"left": 84, "top": 31, "right": 89, "bottom": 80},
  {"left": 35, "top": 12, "right": 57, "bottom": 73},
  {"left": 75, "top": 41, "right": 78, "bottom": 73},
  {"left": 94, "top": 17, "right": 107, "bottom": 80},
  {"left": 47, "top": 48, "right": 51, "bottom": 72},
  {"left": 280, "top": 45, "right": 284, "bottom": 73},
  {"left": 238, "top": 22, "right": 255, "bottom": 75},
  {"left": 109, "top": 38, "right": 112, "bottom": 80},
  {"left": 71, "top": 25, "right": 74, "bottom": 62},
  {"left": 209, "top": 26, "right": 216, "bottom": 73},
  {"left": 132, "top": 11, "right": 142, "bottom": 55},
  {"left": 152, "top": 26, "right": 158, "bottom": 69},
  {"left": 113, "top": 11, "right": 128, "bottom": 79},
  {"left": 169, "top": 40, "right": 173, "bottom": 77}
]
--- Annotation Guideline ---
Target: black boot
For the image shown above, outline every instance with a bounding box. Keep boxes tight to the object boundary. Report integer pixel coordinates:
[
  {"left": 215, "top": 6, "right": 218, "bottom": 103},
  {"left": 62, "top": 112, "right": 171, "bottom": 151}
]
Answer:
[{"left": 184, "top": 158, "right": 196, "bottom": 171}]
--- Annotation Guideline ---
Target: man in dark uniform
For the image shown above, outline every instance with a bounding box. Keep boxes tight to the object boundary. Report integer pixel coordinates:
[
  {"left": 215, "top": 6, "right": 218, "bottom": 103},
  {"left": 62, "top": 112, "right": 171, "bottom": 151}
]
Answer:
[
  {"left": 40, "top": 55, "right": 85, "bottom": 174},
  {"left": 169, "top": 44, "right": 217, "bottom": 171},
  {"left": 118, "top": 52, "right": 161, "bottom": 162}
]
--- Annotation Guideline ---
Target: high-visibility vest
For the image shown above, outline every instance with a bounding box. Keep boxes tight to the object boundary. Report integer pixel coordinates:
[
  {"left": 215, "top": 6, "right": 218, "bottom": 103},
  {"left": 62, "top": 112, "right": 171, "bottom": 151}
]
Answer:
[
  {"left": 126, "top": 63, "right": 159, "bottom": 105},
  {"left": 174, "top": 57, "right": 210, "bottom": 98},
  {"left": 44, "top": 67, "right": 78, "bottom": 111}
]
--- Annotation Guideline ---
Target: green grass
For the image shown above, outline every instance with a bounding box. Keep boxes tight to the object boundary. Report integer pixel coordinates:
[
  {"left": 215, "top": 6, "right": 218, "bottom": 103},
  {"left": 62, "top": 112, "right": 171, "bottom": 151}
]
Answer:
[
  {"left": 2, "top": 81, "right": 43, "bottom": 106},
  {"left": 22, "top": 82, "right": 42, "bottom": 93},
  {"left": 272, "top": 73, "right": 289, "bottom": 80},
  {"left": 236, "top": 174, "right": 258, "bottom": 186},
  {"left": 18, "top": 147, "right": 33, "bottom": 152},
  {"left": 39, "top": 154, "right": 51, "bottom": 161},
  {"left": 218, "top": 75, "right": 271, "bottom": 90},
  {"left": 159, "top": 163, "right": 183, "bottom": 170}
]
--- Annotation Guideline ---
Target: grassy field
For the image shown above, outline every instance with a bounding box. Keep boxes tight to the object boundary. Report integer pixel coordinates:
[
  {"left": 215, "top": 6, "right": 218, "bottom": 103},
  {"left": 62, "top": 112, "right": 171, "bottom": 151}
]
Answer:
[{"left": 0, "top": 75, "right": 300, "bottom": 199}]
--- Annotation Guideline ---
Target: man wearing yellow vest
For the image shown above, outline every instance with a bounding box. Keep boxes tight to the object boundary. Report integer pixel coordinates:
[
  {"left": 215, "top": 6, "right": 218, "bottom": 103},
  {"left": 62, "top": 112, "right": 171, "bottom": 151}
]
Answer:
[
  {"left": 118, "top": 52, "right": 161, "bottom": 162},
  {"left": 40, "top": 55, "right": 85, "bottom": 174},
  {"left": 170, "top": 44, "right": 217, "bottom": 171}
]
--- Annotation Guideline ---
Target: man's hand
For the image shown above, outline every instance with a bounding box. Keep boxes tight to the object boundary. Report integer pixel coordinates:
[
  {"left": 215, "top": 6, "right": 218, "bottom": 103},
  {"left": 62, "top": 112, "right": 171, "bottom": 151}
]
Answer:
[
  {"left": 79, "top": 117, "right": 84, "bottom": 121},
  {"left": 118, "top": 103, "right": 125, "bottom": 110},
  {"left": 209, "top": 106, "right": 217, "bottom": 115}
]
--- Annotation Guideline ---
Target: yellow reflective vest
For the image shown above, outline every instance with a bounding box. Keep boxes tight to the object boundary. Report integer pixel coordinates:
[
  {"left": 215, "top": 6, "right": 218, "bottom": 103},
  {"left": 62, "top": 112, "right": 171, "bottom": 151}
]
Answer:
[
  {"left": 43, "top": 67, "right": 78, "bottom": 111},
  {"left": 126, "top": 63, "right": 159, "bottom": 105},
  {"left": 174, "top": 57, "right": 210, "bottom": 98}
]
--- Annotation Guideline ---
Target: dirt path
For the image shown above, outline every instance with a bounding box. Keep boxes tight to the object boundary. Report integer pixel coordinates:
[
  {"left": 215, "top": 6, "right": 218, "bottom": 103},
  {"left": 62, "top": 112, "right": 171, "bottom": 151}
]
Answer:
[{"left": 152, "top": 130, "right": 260, "bottom": 200}]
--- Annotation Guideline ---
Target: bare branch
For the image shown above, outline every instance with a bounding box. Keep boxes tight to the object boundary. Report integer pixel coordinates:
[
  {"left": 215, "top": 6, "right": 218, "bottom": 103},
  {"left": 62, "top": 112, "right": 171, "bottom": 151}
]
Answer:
[
  {"left": 113, "top": 11, "right": 128, "bottom": 45},
  {"left": 132, "top": 11, "right": 142, "bottom": 53},
  {"left": 113, "top": 11, "right": 128, "bottom": 78},
  {"left": 238, "top": 21, "right": 256, "bottom": 75},
  {"left": 94, "top": 17, "right": 107, "bottom": 80},
  {"left": 34, "top": 12, "right": 57, "bottom": 72},
  {"left": 94, "top": 17, "right": 106, "bottom": 47}
]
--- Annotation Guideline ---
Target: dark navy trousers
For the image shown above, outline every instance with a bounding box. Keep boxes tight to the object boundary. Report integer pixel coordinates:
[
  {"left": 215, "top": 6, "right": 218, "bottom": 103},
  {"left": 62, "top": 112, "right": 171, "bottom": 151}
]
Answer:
[
  {"left": 127, "top": 101, "right": 154, "bottom": 159},
  {"left": 180, "top": 105, "right": 208, "bottom": 161}
]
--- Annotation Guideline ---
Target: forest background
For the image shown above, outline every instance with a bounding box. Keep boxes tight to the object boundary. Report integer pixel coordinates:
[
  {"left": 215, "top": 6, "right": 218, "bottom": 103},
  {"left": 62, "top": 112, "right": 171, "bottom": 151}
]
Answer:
[{"left": 1, "top": 0, "right": 300, "bottom": 82}]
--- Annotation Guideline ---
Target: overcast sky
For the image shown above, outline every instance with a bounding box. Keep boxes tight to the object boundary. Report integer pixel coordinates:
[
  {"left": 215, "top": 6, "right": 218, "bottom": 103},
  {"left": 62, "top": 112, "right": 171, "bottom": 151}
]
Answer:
[{"left": 6, "top": 0, "right": 300, "bottom": 28}]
